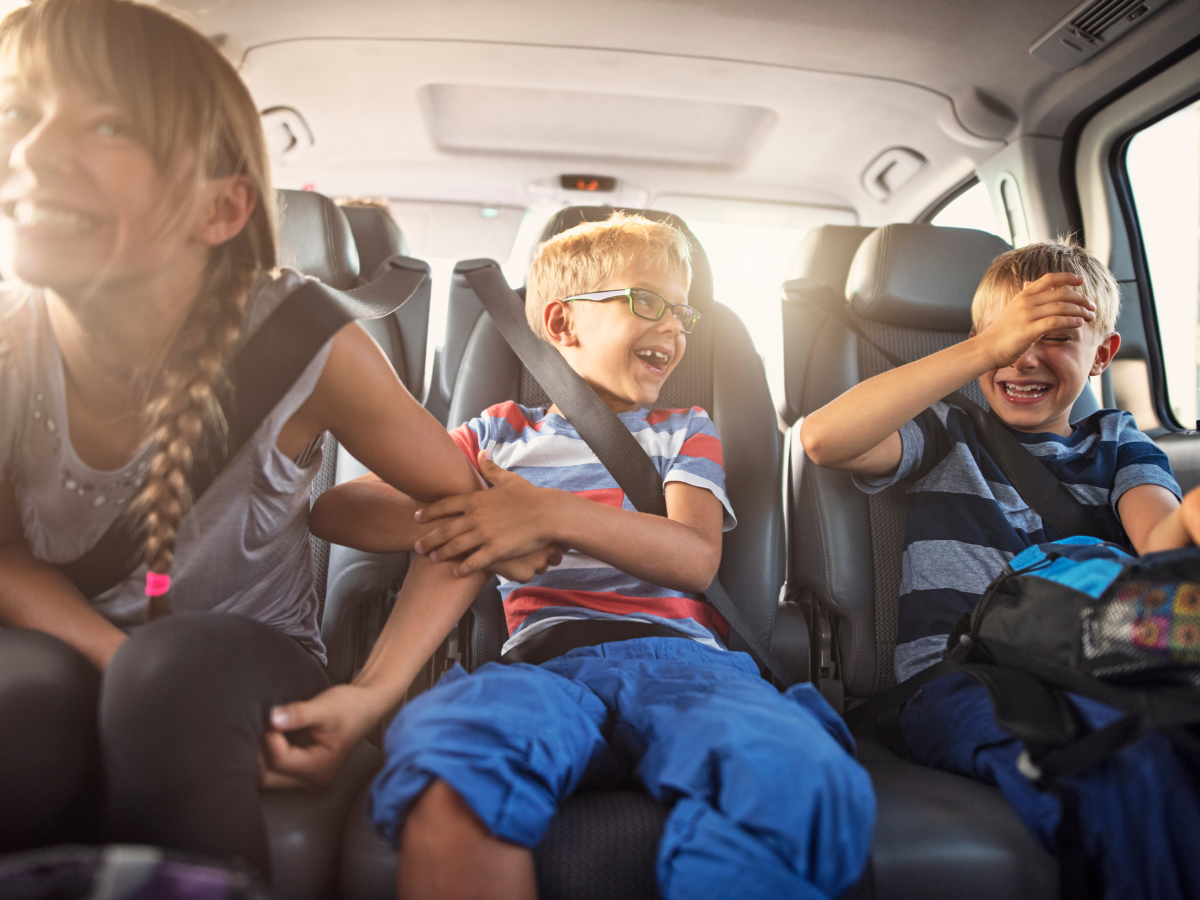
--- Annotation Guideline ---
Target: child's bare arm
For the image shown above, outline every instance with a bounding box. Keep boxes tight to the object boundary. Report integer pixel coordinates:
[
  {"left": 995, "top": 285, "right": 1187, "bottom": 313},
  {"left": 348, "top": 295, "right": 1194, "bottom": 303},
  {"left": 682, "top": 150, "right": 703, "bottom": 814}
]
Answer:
[
  {"left": 800, "top": 273, "right": 1095, "bottom": 475},
  {"left": 1128, "top": 483, "right": 1190, "bottom": 554},
  {"left": 415, "top": 453, "right": 723, "bottom": 594},
  {"left": 310, "top": 472, "right": 563, "bottom": 583},
  {"left": 310, "top": 473, "right": 478, "bottom": 553}
]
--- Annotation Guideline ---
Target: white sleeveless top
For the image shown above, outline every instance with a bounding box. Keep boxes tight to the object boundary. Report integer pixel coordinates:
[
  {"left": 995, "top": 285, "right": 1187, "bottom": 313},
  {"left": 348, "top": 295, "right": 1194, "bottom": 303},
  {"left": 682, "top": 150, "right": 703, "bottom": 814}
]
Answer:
[{"left": 0, "top": 269, "right": 331, "bottom": 661}]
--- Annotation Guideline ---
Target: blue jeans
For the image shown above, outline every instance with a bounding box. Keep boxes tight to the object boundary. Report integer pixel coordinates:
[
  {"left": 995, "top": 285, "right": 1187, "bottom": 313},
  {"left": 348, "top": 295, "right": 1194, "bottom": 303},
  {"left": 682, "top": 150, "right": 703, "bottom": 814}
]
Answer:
[
  {"left": 371, "top": 637, "right": 875, "bottom": 900},
  {"left": 902, "top": 672, "right": 1200, "bottom": 900}
]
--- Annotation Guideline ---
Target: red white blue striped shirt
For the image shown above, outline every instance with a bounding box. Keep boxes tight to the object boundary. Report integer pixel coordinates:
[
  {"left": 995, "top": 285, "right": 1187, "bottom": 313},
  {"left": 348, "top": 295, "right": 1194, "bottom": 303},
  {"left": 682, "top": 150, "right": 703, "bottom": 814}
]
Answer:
[{"left": 449, "top": 402, "right": 737, "bottom": 654}]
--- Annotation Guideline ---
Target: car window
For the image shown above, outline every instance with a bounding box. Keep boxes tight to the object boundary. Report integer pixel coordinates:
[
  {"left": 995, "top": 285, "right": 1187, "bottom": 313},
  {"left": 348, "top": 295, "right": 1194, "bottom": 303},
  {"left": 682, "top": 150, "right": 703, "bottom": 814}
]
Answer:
[
  {"left": 685, "top": 221, "right": 810, "bottom": 407},
  {"left": 1126, "top": 99, "right": 1200, "bottom": 429},
  {"left": 929, "top": 180, "right": 1003, "bottom": 238}
]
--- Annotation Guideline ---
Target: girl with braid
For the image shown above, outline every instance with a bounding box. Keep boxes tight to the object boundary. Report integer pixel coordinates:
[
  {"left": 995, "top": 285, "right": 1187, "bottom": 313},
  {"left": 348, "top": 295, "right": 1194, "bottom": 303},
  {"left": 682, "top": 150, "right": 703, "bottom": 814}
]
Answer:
[{"left": 0, "top": 0, "right": 557, "bottom": 875}]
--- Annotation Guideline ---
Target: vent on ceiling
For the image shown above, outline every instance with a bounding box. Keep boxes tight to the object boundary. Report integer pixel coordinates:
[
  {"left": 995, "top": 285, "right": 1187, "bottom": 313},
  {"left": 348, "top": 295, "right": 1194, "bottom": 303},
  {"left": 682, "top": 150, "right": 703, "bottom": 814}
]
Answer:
[{"left": 1031, "top": 0, "right": 1174, "bottom": 72}]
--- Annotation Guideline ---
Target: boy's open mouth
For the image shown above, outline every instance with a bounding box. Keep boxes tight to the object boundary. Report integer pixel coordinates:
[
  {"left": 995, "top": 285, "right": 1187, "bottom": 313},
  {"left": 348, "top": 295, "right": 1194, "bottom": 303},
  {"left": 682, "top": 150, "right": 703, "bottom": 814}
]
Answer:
[
  {"left": 1000, "top": 381, "right": 1051, "bottom": 403},
  {"left": 634, "top": 347, "right": 671, "bottom": 374}
]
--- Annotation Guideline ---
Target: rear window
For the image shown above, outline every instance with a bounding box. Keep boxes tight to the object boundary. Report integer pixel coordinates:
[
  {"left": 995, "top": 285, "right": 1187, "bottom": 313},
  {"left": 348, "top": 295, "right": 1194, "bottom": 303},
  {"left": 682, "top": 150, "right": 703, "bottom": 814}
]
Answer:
[
  {"left": 1125, "top": 98, "right": 1200, "bottom": 428},
  {"left": 930, "top": 181, "right": 1004, "bottom": 238}
]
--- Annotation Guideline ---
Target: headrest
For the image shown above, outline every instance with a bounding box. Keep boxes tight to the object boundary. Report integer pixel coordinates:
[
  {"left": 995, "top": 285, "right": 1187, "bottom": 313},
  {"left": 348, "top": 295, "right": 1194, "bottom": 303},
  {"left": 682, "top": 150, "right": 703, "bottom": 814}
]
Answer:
[
  {"left": 276, "top": 189, "right": 361, "bottom": 290},
  {"left": 341, "top": 204, "right": 411, "bottom": 282},
  {"left": 531, "top": 205, "right": 715, "bottom": 312},
  {"left": 847, "top": 223, "right": 1011, "bottom": 332},
  {"left": 787, "top": 225, "right": 875, "bottom": 295}
]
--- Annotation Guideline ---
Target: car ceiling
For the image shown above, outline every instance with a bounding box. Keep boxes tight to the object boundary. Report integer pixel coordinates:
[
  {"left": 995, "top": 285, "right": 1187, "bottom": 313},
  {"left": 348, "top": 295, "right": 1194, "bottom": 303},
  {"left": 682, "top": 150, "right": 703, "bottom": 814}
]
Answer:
[{"left": 174, "top": 0, "right": 1200, "bottom": 225}]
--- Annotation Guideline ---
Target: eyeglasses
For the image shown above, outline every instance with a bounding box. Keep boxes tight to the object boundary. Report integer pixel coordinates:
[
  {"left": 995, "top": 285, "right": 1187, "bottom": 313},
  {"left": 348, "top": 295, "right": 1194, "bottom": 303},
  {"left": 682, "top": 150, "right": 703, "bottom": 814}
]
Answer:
[{"left": 563, "top": 288, "right": 701, "bottom": 334}]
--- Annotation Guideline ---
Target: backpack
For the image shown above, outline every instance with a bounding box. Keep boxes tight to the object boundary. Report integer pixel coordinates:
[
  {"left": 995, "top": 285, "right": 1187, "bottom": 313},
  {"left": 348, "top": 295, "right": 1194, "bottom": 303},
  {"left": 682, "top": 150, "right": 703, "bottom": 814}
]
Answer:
[
  {"left": 0, "top": 845, "right": 274, "bottom": 900},
  {"left": 851, "top": 536, "right": 1200, "bottom": 900},
  {"left": 951, "top": 535, "right": 1200, "bottom": 775}
]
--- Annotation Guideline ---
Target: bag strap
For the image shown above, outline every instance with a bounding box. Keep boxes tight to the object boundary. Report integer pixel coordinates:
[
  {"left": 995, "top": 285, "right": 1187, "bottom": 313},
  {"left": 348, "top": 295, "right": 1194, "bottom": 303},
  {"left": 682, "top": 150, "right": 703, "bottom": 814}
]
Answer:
[
  {"left": 788, "top": 278, "right": 1112, "bottom": 543},
  {"left": 459, "top": 259, "right": 795, "bottom": 687},
  {"left": 56, "top": 258, "right": 430, "bottom": 599}
]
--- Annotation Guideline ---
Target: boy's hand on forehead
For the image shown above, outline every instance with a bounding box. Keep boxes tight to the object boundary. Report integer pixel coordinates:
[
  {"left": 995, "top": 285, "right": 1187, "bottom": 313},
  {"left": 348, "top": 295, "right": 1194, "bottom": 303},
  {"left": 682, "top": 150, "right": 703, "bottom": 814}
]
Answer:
[{"left": 976, "top": 272, "right": 1096, "bottom": 370}]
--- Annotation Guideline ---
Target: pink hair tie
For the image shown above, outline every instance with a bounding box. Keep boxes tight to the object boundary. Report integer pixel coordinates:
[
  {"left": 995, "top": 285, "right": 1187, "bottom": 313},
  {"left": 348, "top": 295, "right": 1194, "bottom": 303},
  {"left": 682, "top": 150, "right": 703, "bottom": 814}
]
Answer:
[{"left": 145, "top": 572, "right": 172, "bottom": 597}]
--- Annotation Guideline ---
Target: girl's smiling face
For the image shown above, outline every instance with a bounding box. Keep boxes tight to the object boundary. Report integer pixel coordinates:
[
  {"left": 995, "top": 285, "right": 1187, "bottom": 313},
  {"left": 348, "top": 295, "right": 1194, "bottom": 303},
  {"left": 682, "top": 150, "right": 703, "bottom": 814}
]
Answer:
[{"left": 0, "top": 74, "right": 193, "bottom": 299}]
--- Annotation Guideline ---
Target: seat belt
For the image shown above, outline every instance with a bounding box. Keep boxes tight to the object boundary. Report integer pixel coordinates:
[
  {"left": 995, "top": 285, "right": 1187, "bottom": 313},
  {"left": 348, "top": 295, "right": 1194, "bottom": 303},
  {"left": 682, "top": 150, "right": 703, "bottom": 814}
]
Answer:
[
  {"left": 458, "top": 259, "right": 796, "bottom": 688},
  {"left": 56, "top": 257, "right": 430, "bottom": 600},
  {"left": 786, "top": 278, "right": 1113, "bottom": 543}
]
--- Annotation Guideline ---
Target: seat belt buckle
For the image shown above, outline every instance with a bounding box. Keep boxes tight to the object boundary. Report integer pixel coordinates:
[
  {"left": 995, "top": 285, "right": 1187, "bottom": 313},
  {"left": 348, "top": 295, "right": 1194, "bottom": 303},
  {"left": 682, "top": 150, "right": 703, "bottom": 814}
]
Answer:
[{"left": 815, "top": 608, "right": 845, "bottom": 713}]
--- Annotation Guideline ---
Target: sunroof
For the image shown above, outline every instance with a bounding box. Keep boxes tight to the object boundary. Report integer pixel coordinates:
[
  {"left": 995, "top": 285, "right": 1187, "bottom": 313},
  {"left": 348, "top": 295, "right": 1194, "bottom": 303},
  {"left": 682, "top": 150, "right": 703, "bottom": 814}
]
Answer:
[{"left": 422, "top": 83, "right": 774, "bottom": 168}]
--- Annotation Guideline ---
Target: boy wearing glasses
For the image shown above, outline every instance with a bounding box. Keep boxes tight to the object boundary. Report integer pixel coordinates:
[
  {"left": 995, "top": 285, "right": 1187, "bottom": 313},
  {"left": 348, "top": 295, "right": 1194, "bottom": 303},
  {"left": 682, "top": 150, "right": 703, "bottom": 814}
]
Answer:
[{"left": 309, "top": 212, "right": 873, "bottom": 900}]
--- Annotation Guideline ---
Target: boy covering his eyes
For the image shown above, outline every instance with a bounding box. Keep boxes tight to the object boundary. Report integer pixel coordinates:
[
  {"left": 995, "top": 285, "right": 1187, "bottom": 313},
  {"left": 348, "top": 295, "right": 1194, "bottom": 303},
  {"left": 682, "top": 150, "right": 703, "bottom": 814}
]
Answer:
[
  {"left": 309, "top": 212, "right": 874, "bottom": 900},
  {"left": 801, "top": 240, "right": 1200, "bottom": 900}
]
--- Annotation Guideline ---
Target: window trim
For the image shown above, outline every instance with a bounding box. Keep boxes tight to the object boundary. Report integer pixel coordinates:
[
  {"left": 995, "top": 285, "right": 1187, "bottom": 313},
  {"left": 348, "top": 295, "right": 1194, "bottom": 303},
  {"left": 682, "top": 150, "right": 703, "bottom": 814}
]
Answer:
[
  {"left": 1111, "top": 90, "right": 1200, "bottom": 431},
  {"left": 915, "top": 174, "right": 980, "bottom": 224}
]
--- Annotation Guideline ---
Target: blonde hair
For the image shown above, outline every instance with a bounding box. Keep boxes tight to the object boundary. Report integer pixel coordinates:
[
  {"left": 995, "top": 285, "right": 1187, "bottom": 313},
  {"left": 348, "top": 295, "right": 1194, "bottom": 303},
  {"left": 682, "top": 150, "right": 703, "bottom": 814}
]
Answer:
[
  {"left": 525, "top": 211, "right": 692, "bottom": 339},
  {"left": 1, "top": 0, "right": 276, "bottom": 618},
  {"left": 972, "top": 239, "right": 1120, "bottom": 336}
]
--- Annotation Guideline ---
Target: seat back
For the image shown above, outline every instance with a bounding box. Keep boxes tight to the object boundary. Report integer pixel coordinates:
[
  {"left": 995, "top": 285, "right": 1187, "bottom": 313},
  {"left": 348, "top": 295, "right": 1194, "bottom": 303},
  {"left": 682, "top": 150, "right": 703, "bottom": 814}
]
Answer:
[
  {"left": 779, "top": 225, "right": 875, "bottom": 426},
  {"left": 341, "top": 203, "right": 429, "bottom": 400},
  {"left": 790, "top": 223, "right": 1110, "bottom": 697},
  {"left": 446, "top": 206, "right": 785, "bottom": 666},
  {"left": 276, "top": 190, "right": 427, "bottom": 681},
  {"left": 790, "top": 225, "right": 1014, "bottom": 696}
]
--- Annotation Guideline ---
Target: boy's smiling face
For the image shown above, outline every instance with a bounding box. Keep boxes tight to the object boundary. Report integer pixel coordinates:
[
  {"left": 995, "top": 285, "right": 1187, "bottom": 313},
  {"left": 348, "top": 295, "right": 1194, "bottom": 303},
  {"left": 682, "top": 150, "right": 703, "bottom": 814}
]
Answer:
[
  {"left": 542, "top": 259, "right": 690, "bottom": 413},
  {"left": 975, "top": 299, "right": 1119, "bottom": 436}
]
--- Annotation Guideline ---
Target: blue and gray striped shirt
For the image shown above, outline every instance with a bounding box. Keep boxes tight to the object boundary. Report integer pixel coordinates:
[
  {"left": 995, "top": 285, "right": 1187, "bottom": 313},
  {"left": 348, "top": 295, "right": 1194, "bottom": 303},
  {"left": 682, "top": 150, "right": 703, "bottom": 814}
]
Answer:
[{"left": 855, "top": 403, "right": 1180, "bottom": 682}]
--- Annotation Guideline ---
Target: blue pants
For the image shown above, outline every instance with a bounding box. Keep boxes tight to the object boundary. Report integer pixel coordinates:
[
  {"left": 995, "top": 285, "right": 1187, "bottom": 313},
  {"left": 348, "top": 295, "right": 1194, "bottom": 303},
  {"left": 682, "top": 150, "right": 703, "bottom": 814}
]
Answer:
[
  {"left": 901, "top": 673, "right": 1200, "bottom": 900},
  {"left": 371, "top": 637, "right": 875, "bottom": 900}
]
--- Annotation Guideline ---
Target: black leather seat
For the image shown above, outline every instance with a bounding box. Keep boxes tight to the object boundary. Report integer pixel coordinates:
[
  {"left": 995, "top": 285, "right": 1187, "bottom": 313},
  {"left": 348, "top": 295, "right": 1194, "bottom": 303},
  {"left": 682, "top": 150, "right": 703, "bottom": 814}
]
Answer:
[
  {"left": 778, "top": 225, "right": 874, "bottom": 427},
  {"left": 261, "top": 188, "right": 399, "bottom": 900},
  {"left": 338, "top": 205, "right": 792, "bottom": 900},
  {"left": 786, "top": 223, "right": 1061, "bottom": 900}
]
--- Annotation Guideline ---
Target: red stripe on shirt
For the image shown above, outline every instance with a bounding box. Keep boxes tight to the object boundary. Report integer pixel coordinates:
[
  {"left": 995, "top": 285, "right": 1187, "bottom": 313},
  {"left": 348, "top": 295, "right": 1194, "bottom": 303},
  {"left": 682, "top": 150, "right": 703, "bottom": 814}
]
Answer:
[
  {"left": 450, "top": 424, "right": 481, "bottom": 471},
  {"left": 504, "top": 588, "right": 729, "bottom": 639},
  {"left": 645, "top": 406, "right": 705, "bottom": 427},
  {"left": 485, "top": 401, "right": 544, "bottom": 435},
  {"left": 576, "top": 488, "right": 624, "bottom": 508},
  {"left": 680, "top": 432, "right": 723, "bottom": 466}
]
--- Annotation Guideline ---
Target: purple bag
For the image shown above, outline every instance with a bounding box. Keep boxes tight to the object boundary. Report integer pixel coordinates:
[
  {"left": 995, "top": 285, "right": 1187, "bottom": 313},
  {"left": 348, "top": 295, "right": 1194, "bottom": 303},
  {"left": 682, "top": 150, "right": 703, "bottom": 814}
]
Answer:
[{"left": 0, "top": 845, "right": 274, "bottom": 900}]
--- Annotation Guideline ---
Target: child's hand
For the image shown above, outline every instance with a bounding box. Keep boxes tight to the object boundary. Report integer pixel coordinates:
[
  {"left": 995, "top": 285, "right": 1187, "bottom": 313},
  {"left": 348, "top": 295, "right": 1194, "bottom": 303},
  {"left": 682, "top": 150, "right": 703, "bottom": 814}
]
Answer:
[
  {"left": 976, "top": 272, "right": 1095, "bottom": 369},
  {"left": 260, "top": 683, "right": 378, "bottom": 790},
  {"left": 486, "top": 544, "right": 564, "bottom": 583},
  {"left": 413, "top": 452, "right": 559, "bottom": 576},
  {"left": 1179, "top": 486, "right": 1200, "bottom": 546}
]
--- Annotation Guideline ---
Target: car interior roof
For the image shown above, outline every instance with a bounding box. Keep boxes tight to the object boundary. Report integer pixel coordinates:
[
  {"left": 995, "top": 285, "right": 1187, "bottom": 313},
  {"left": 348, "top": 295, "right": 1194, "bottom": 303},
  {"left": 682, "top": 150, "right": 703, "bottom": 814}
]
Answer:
[{"left": 175, "top": 0, "right": 1200, "bottom": 225}]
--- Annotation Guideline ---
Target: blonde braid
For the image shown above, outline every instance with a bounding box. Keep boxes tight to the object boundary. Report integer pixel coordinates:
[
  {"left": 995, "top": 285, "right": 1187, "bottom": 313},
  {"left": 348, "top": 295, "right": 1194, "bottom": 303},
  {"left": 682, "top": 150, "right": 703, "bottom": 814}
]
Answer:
[
  {"left": 2, "top": 0, "right": 279, "bottom": 617},
  {"left": 131, "top": 251, "right": 253, "bottom": 619}
]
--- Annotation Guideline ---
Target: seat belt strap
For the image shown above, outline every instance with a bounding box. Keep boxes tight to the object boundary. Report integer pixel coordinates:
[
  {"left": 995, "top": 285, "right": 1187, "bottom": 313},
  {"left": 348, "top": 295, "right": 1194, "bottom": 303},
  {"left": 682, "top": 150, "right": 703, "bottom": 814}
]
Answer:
[
  {"left": 788, "top": 278, "right": 1111, "bottom": 542},
  {"left": 459, "top": 259, "right": 795, "bottom": 687},
  {"left": 56, "top": 258, "right": 430, "bottom": 599}
]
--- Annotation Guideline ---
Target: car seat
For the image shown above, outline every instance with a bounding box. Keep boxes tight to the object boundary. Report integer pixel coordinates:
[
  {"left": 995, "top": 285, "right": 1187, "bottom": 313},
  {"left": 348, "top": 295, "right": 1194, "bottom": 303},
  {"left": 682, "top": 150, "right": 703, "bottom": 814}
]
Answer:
[
  {"left": 276, "top": 188, "right": 434, "bottom": 687},
  {"left": 251, "top": 188, "right": 411, "bottom": 900},
  {"left": 338, "top": 205, "right": 799, "bottom": 900},
  {"left": 786, "top": 223, "right": 1064, "bottom": 900},
  {"left": 778, "top": 225, "right": 874, "bottom": 426}
]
